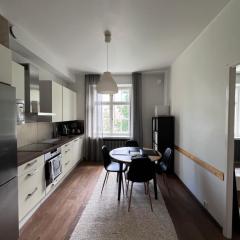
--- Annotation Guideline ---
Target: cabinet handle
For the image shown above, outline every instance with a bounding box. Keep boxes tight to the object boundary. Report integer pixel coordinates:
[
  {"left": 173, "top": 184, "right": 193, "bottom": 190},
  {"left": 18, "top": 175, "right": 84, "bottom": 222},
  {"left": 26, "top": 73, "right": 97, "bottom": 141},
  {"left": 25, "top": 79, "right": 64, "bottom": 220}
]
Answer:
[
  {"left": 26, "top": 187, "right": 38, "bottom": 200},
  {"left": 65, "top": 150, "right": 68, "bottom": 153},
  {"left": 65, "top": 161, "right": 70, "bottom": 165},
  {"left": 26, "top": 160, "right": 37, "bottom": 168},
  {"left": 26, "top": 169, "right": 38, "bottom": 178}
]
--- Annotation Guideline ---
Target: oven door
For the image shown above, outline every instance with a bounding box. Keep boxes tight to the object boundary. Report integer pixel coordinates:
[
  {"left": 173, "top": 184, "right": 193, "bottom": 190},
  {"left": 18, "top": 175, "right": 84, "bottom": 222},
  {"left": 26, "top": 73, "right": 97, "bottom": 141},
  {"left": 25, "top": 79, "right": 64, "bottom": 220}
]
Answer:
[{"left": 45, "top": 154, "right": 62, "bottom": 186}]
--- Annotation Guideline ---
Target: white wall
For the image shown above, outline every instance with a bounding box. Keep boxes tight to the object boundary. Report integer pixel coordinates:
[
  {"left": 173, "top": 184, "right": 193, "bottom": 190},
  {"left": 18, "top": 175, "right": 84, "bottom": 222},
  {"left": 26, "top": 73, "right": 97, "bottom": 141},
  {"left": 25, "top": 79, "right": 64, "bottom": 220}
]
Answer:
[
  {"left": 142, "top": 73, "right": 165, "bottom": 147},
  {"left": 170, "top": 0, "right": 240, "bottom": 237}
]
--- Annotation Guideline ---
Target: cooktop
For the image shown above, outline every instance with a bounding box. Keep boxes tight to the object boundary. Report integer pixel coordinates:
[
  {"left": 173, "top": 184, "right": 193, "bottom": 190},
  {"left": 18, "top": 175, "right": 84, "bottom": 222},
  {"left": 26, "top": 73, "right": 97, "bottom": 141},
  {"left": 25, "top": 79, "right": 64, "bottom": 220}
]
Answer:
[{"left": 18, "top": 143, "right": 55, "bottom": 152}]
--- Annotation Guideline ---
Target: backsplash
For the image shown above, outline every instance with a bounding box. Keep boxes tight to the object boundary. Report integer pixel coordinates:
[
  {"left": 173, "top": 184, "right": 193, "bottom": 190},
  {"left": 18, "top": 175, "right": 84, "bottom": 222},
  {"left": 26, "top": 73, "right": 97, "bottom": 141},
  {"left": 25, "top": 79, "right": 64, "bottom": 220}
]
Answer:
[{"left": 17, "top": 122, "right": 53, "bottom": 148}]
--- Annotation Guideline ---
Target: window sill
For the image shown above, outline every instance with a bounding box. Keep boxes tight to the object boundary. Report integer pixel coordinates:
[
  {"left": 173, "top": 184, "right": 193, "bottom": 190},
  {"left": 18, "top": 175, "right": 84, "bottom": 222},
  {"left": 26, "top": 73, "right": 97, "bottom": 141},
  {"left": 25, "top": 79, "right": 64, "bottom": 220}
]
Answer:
[{"left": 103, "top": 137, "right": 130, "bottom": 140}]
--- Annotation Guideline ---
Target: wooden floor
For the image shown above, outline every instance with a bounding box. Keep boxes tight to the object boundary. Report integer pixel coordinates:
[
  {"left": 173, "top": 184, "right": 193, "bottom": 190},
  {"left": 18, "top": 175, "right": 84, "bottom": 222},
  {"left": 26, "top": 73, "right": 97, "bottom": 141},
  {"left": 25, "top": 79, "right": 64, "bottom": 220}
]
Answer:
[
  {"left": 19, "top": 162, "right": 102, "bottom": 240},
  {"left": 20, "top": 162, "right": 240, "bottom": 240}
]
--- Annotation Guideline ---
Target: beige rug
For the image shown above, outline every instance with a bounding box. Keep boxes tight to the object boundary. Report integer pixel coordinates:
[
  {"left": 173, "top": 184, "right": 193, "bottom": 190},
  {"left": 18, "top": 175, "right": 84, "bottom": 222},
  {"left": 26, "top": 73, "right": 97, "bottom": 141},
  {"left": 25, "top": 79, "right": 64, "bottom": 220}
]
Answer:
[{"left": 70, "top": 170, "right": 178, "bottom": 240}]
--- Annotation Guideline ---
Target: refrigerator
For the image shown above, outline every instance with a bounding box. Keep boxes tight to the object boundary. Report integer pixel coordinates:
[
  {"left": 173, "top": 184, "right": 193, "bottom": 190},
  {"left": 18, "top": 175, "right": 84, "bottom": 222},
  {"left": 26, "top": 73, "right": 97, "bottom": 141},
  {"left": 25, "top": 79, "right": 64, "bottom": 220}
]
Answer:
[{"left": 0, "top": 83, "right": 19, "bottom": 239}]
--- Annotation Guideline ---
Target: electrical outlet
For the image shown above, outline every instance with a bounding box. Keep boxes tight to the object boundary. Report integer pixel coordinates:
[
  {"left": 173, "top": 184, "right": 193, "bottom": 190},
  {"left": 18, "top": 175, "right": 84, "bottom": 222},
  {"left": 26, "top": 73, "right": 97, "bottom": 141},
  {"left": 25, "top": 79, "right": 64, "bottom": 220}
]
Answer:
[{"left": 203, "top": 200, "right": 208, "bottom": 209}]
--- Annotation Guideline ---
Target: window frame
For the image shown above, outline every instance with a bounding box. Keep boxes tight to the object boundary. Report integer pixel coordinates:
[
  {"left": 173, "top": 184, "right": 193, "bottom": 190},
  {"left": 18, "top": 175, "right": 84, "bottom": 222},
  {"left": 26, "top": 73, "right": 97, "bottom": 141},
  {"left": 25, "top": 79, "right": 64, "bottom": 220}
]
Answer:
[{"left": 96, "top": 84, "right": 132, "bottom": 138}]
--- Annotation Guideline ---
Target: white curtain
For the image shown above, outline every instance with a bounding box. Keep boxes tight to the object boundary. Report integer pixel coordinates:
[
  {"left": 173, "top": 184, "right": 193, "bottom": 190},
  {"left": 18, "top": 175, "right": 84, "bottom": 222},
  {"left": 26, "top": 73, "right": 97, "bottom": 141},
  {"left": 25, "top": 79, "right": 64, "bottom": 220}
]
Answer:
[{"left": 85, "top": 74, "right": 104, "bottom": 162}]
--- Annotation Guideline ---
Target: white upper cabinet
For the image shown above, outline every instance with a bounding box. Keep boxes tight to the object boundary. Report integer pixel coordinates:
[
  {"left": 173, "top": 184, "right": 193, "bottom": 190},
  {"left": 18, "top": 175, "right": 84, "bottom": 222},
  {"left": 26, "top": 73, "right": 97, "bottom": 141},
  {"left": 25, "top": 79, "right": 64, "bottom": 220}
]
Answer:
[
  {"left": 63, "top": 86, "right": 71, "bottom": 121},
  {"left": 12, "top": 61, "right": 25, "bottom": 100},
  {"left": 72, "top": 91, "right": 77, "bottom": 120},
  {"left": 52, "top": 81, "right": 63, "bottom": 122},
  {"left": 40, "top": 80, "right": 63, "bottom": 122},
  {"left": 63, "top": 86, "right": 77, "bottom": 121},
  {"left": 0, "top": 44, "right": 12, "bottom": 85}
]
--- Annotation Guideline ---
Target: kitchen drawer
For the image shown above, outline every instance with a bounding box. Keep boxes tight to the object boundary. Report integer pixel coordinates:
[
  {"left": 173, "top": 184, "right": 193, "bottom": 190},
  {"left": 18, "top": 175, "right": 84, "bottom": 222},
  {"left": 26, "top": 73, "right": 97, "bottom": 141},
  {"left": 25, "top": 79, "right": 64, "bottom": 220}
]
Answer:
[
  {"left": 18, "top": 155, "right": 44, "bottom": 177},
  {"left": 18, "top": 164, "right": 45, "bottom": 220},
  {"left": 62, "top": 150, "right": 72, "bottom": 175}
]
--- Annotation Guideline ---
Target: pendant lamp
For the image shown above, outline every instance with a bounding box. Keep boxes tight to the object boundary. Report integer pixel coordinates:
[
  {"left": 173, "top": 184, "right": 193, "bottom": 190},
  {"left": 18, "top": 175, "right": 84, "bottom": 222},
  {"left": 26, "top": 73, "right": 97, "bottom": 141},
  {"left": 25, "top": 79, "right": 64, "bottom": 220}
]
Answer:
[{"left": 96, "top": 30, "right": 118, "bottom": 94}]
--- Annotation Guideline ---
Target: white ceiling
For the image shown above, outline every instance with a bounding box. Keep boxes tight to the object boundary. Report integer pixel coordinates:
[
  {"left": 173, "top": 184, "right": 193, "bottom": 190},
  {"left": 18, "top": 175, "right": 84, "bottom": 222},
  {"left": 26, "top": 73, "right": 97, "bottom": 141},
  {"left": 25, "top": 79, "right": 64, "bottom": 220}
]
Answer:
[{"left": 0, "top": 0, "right": 229, "bottom": 75}]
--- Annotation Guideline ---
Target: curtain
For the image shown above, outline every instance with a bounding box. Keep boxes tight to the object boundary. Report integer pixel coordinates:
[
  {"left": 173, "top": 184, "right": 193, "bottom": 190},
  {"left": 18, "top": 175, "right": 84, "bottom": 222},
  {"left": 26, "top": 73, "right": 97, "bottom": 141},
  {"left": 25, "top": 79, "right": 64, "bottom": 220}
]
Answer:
[
  {"left": 132, "top": 72, "right": 143, "bottom": 147},
  {"left": 85, "top": 74, "right": 104, "bottom": 162}
]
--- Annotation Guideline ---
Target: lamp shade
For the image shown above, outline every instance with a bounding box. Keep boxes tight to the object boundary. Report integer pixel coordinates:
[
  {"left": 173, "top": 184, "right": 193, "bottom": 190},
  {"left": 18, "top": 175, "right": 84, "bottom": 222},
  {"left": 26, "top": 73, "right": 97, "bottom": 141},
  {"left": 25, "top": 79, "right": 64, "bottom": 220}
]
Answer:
[{"left": 96, "top": 72, "right": 118, "bottom": 94}]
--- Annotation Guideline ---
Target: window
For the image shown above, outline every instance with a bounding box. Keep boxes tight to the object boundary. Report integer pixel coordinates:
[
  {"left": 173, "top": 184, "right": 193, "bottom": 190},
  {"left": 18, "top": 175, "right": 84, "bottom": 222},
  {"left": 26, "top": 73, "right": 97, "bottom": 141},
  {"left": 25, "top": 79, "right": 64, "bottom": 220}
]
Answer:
[{"left": 96, "top": 85, "right": 132, "bottom": 137}]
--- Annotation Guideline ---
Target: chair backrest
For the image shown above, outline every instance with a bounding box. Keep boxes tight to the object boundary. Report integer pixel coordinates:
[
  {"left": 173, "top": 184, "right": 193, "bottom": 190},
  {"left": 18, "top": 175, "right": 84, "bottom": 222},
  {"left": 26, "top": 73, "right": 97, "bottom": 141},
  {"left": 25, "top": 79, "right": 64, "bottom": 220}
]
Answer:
[
  {"left": 161, "top": 148, "right": 172, "bottom": 171},
  {"left": 126, "top": 140, "right": 139, "bottom": 147},
  {"left": 127, "top": 157, "right": 155, "bottom": 182},
  {"left": 102, "top": 145, "right": 111, "bottom": 169}
]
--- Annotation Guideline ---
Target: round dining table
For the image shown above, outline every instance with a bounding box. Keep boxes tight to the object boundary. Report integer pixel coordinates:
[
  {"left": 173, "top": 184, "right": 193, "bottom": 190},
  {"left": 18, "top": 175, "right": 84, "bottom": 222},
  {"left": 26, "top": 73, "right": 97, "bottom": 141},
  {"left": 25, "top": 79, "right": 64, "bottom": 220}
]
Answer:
[{"left": 109, "top": 147, "right": 162, "bottom": 201}]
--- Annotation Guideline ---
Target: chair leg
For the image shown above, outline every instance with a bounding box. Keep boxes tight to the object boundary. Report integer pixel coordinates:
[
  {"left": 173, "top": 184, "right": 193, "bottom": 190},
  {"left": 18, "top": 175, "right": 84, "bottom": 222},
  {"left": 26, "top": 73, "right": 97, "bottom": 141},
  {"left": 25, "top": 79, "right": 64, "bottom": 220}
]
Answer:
[
  {"left": 124, "top": 172, "right": 127, "bottom": 187},
  {"left": 117, "top": 172, "right": 119, "bottom": 182},
  {"left": 101, "top": 171, "right": 109, "bottom": 195},
  {"left": 121, "top": 173, "right": 125, "bottom": 195},
  {"left": 126, "top": 180, "right": 129, "bottom": 197},
  {"left": 147, "top": 182, "right": 153, "bottom": 212},
  {"left": 128, "top": 182, "right": 134, "bottom": 212},
  {"left": 106, "top": 172, "right": 109, "bottom": 184}
]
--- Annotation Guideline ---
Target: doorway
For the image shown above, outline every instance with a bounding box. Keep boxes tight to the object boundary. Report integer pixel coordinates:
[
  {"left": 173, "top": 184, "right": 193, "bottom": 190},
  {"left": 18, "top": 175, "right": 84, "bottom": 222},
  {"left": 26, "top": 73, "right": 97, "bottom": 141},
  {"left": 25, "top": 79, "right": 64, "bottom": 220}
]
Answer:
[
  {"left": 233, "top": 65, "right": 240, "bottom": 231},
  {"left": 226, "top": 65, "right": 240, "bottom": 239}
]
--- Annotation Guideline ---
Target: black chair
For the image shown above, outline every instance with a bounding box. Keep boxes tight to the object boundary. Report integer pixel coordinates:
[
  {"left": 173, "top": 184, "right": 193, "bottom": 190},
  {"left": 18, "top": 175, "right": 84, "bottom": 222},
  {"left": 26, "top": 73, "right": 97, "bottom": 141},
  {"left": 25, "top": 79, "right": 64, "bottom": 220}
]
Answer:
[
  {"left": 156, "top": 148, "right": 172, "bottom": 193},
  {"left": 101, "top": 145, "right": 127, "bottom": 194},
  {"left": 126, "top": 140, "right": 139, "bottom": 147},
  {"left": 126, "top": 157, "right": 155, "bottom": 211}
]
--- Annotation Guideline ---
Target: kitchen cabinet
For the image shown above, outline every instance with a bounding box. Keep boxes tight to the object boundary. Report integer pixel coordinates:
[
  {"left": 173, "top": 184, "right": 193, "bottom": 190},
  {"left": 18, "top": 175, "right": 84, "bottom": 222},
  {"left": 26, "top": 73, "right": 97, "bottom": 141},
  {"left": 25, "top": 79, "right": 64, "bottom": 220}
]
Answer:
[
  {"left": 0, "top": 44, "right": 12, "bottom": 85},
  {"left": 52, "top": 81, "right": 63, "bottom": 122},
  {"left": 40, "top": 80, "right": 63, "bottom": 122},
  {"left": 72, "top": 137, "right": 83, "bottom": 165},
  {"left": 17, "top": 135, "right": 84, "bottom": 225},
  {"left": 73, "top": 91, "right": 77, "bottom": 120},
  {"left": 63, "top": 86, "right": 77, "bottom": 121},
  {"left": 12, "top": 61, "right": 25, "bottom": 100},
  {"left": 62, "top": 137, "right": 83, "bottom": 174},
  {"left": 18, "top": 155, "right": 45, "bottom": 221},
  {"left": 61, "top": 141, "right": 74, "bottom": 175}
]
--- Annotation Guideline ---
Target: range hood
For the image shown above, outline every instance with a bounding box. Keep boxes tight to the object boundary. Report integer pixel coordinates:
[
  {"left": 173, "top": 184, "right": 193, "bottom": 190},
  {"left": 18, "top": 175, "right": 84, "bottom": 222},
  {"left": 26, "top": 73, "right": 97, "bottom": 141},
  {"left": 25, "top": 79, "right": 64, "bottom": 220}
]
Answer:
[{"left": 23, "top": 64, "right": 55, "bottom": 116}]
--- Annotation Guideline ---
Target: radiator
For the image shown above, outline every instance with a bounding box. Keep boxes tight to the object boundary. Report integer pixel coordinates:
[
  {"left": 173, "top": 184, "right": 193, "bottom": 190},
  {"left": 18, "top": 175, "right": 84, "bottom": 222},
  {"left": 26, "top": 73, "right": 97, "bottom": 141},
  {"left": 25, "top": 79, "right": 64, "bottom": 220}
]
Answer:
[{"left": 103, "top": 138, "right": 129, "bottom": 151}]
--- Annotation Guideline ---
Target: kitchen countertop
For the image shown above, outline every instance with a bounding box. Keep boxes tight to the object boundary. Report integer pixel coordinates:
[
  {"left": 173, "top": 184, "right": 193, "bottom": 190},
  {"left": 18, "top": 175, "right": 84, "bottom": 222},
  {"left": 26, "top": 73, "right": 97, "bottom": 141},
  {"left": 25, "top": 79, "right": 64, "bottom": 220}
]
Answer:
[{"left": 17, "top": 134, "right": 84, "bottom": 166}]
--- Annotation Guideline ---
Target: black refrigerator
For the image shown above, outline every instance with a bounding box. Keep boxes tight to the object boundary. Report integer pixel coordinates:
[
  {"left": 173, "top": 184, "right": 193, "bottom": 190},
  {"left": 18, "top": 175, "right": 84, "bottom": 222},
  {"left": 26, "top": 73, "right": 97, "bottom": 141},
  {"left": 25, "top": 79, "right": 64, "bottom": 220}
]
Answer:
[{"left": 0, "top": 83, "right": 19, "bottom": 239}]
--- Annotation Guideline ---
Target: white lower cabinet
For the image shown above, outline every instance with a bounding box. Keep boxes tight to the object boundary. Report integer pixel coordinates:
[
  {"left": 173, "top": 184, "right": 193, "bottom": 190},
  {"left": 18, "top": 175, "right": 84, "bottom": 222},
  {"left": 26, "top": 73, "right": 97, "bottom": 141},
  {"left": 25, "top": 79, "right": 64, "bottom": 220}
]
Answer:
[
  {"left": 62, "top": 141, "right": 73, "bottom": 175},
  {"left": 73, "top": 137, "right": 83, "bottom": 165},
  {"left": 18, "top": 155, "right": 45, "bottom": 221},
  {"left": 18, "top": 136, "right": 84, "bottom": 224}
]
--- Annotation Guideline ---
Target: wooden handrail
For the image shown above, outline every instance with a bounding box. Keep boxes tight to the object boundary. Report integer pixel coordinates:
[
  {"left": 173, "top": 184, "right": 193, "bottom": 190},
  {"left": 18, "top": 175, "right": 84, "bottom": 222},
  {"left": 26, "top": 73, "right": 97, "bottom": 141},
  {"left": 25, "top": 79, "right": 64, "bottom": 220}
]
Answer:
[{"left": 175, "top": 146, "right": 224, "bottom": 181}]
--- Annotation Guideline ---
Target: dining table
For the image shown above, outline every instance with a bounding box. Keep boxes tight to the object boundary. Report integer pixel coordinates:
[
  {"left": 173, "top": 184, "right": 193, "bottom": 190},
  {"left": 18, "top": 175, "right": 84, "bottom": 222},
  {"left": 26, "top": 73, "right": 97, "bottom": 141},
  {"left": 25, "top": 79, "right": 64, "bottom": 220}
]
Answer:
[{"left": 109, "top": 147, "right": 162, "bottom": 201}]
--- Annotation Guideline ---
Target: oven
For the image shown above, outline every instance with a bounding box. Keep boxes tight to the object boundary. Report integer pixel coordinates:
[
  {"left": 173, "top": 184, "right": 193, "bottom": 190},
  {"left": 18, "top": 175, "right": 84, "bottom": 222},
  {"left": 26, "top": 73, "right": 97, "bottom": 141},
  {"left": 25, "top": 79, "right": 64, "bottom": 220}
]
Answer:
[{"left": 44, "top": 147, "right": 62, "bottom": 186}]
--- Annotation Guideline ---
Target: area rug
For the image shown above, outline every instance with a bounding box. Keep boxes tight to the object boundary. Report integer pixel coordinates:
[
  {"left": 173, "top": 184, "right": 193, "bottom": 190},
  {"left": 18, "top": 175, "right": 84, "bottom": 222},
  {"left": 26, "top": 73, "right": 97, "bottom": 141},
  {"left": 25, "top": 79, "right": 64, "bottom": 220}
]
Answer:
[{"left": 70, "top": 170, "right": 178, "bottom": 240}]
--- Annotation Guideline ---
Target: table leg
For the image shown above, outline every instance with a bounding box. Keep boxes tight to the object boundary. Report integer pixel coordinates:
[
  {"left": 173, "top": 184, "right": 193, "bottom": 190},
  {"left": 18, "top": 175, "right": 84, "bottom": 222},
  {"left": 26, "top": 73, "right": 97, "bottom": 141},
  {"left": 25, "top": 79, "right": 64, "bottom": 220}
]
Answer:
[
  {"left": 153, "top": 173, "right": 158, "bottom": 200},
  {"left": 118, "top": 163, "right": 123, "bottom": 201}
]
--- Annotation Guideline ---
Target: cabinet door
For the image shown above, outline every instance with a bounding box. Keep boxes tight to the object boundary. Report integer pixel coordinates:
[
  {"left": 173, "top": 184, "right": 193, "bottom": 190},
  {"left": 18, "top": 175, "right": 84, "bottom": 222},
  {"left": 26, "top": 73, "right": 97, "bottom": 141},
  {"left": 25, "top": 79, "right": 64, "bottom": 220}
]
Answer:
[
  {"left": 62, "top": 86, "right": 71, "bottom": 121},
  {"left": 18, "top": 161, "right": 45, "bottom": 221},
  {"left": 11, "top": 61, "right": 25, "bottom": 100},
  {"left": 72, "top": 91, "right": 77, "bottom": 120},
  {"left": 52, "top": 81, "right": 63, "bottom": 122},
  {"left": 0, "top": 44, "right": 12, "bottom": 85},
  {"left": 78, "top": 137, "right": 83, "bottom": 162}
]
